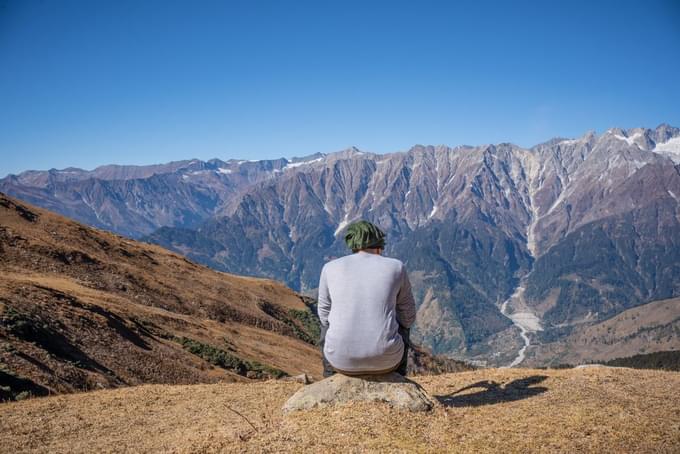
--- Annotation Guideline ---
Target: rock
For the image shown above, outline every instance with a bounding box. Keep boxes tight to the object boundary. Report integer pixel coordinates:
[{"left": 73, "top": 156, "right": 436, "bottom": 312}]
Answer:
[
  {"left": 280, "top": 373, "right": 311, "bottom": 384},
  {"left": 282, "top": 372, "right": 434, "bottom": 413}
]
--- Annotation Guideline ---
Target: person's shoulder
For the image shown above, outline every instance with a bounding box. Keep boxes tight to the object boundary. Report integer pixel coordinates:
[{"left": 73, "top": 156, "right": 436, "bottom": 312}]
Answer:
[
  {"left": 377, "top": 255, "right": 405, "bottom": 270},
  {"left": 321, "top": 254, "right": 352, "bottom": 271}
]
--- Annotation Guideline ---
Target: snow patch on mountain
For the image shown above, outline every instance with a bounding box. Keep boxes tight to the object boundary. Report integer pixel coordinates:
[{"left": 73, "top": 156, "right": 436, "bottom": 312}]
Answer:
[
  {"left": 654, "top": 137, "right": 680, "bottom": 163},
  {"left": 560, "top": 138, "right": 579, "bottom": 145},
  {"left": 284, "top": 157, "right": 324, "bottom": 170},
  {"left": 613, "top": 132, "right": 643, "bottom": 147},
  {"left": 334, "top": 213, "right": 350, "bottom": 237}
]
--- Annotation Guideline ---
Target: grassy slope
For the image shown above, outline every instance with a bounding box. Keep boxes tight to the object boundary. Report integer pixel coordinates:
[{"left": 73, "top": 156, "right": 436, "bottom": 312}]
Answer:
[
  {"left": 0, "top": 192, "right": 323, "bottom": 395},
  {"left": 1, "top": 367, "right": 679, "bottom": 453},
  {"left": 526, "top": 297, "right": 680, "bottom": 366}
]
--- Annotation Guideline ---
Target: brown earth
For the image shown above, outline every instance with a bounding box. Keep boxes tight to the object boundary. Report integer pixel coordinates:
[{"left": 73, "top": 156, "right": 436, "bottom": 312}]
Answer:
[
  {"left": 1, "top": 366, "right": 679, "bottom": 453},
  {"left": 0, "top": 192, "right": 324, "bottom": 395}
]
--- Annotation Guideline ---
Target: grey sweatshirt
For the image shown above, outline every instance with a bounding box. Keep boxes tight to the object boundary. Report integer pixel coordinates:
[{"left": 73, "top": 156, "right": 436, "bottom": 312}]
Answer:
[{"left": 317, "top": 251, "right": 417, "bottom": 372}]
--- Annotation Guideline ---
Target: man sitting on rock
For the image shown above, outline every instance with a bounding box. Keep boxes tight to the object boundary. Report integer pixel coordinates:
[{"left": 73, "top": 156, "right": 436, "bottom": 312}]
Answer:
[{"left": 317, "top": 220, "right": 416, "bottom": 377}]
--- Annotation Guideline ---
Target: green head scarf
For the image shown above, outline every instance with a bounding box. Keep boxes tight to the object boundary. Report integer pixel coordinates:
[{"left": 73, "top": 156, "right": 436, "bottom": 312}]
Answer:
[{"left": 344, "top": 220, "right": 386, "bottom": 252}]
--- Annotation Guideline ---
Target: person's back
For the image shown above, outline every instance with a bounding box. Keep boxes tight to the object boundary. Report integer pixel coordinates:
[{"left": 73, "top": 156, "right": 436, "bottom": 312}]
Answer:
[{"left": 317, "top": 221, "right": 416, "bottom": 375}]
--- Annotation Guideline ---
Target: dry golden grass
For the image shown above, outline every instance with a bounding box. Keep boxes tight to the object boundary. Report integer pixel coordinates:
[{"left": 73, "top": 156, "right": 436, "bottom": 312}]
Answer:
[
  {"left": 0, "top": 192, "right": 323, "bottom": 394},
  {"left": 2, "top": 366, "right": 679, "bottom": 453}
]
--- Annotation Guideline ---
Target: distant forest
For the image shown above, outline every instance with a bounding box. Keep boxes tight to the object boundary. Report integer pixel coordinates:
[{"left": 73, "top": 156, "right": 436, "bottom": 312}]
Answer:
[{"left": 603, "top": 350, "right": 680, "bottom": 372}]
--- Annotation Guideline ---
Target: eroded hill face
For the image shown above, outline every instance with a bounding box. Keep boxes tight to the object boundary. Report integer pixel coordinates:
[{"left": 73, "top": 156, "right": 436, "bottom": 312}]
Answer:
[{"left": 0, "top": 193, "right": 324, "bottom": 398}]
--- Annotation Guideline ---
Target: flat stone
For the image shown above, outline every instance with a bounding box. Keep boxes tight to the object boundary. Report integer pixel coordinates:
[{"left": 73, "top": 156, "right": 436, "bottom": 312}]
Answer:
[
  {"left": 280, "top": 373, "right": 311, "bottom": 384},
  {"left": 282, "top": 372, "right": 434, "bottom": 413}
]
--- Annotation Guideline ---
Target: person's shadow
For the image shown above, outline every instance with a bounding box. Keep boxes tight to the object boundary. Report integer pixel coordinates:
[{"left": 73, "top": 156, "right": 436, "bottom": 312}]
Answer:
[{"left": 435, "top": 375, "right": 548, "bottom": 407}]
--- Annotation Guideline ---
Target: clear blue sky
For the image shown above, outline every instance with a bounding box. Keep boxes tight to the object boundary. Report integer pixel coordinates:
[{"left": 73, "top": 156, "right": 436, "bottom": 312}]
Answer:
[{"left": 1, "top": 0, "right": 679, "bottom": 176}]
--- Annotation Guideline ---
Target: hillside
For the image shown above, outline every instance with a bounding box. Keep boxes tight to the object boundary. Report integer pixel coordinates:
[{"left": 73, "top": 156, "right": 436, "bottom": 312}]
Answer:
[
  {"left": 0, "top": 158, "right": 289, "bottom": 238},
  {"left": 1, "top": 367, "right": 678, "bottom": 453},
  {"left": 525, "top": 297, "right": 680, "bottom": 367},
  {"left": 604, "top": 350, "right": 680, "bottom": 371},
  {"left": 0, "top": 192, "right": 323, "bottom": 397}
]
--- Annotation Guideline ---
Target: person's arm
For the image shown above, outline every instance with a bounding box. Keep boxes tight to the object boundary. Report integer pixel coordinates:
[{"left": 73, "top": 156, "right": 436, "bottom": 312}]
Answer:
[
  {"left": 317, "top": 265, "right": 331, "bottom": 327},
  {"left": 396, "top": 264, "right": 416, "bottom": 328}
]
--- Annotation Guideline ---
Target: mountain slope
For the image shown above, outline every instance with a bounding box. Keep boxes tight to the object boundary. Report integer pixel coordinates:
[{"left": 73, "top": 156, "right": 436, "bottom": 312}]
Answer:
[
  {"left": 524, "top": 162, "right": 680, "bottom": 322},
  {"left": 1, "top": 367, "right": 678, "bottom": 453},
  {"left": 604, "top": 349, "right": 680, "bottom": 371},
  {"left": 0, "top": 192, "right": 324, "bottom": 396},
  {"left": 0, "top": 158, "right": 290, "bottom": 238},
  {"left": 145, "top": 145, "right": 537, "bottom": 358},
  {"left": 525, "top": 297, "right": 680, "bottom": 366},
  {"left": 146, "top": 125, "right": 680, "bottom": 364}
]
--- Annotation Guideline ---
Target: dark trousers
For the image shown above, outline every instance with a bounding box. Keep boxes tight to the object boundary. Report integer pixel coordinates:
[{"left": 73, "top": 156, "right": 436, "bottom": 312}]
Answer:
[{"left": 320, "top": 324, "right": 410, "bottom": 378}]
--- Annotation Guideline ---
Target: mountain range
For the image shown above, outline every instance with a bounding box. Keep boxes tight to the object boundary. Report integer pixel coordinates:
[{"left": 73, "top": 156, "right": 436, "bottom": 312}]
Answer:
[{"left": 2, "top": 124, "right": 679, "bottom": 366}]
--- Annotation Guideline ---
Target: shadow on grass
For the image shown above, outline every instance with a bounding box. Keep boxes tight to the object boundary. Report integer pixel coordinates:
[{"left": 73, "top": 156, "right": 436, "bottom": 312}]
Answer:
[
  {"left": 435, "top": 375, "right": 548, "bottom": 407},
  {"left": 0, "top": 370, "right": 50, "bottom": 401}
]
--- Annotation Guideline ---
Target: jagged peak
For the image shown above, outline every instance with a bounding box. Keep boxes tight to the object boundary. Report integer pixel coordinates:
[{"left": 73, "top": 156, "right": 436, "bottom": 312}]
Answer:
[
  {"left": 604, "top": 127, "right": 625, "bottom": 136},
  {"left": 600, "top": 124, "right": 679, "bottom": 140},
  {"left": 546, "top": 131, "right": 596, "bottom": 149},
  {"left": 654, "top": 123, "right": 679, "bottom": 133},
  {"left": 408, "top": 144, "right": 434, "bottom": 152},
  {"left": 407, "top": 144, "right": 458, "bottom": 156},
  {"left": 652, "top": 123, "right": 680, "bottom": 144},
  {"left": 5, "top": 124, "right": 679, "bottom": 182},
  {"left": 333, "top": 146, "right": 369, "bottom": 157}
]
